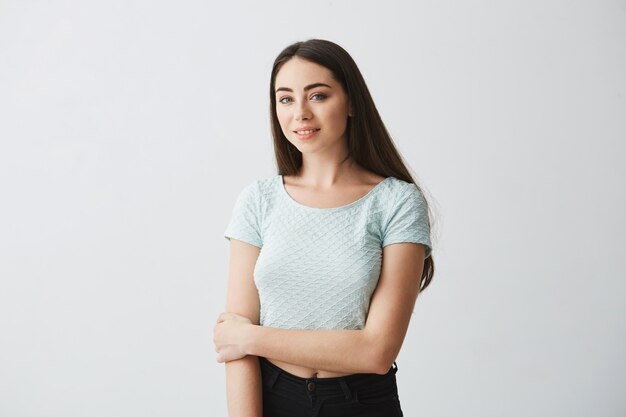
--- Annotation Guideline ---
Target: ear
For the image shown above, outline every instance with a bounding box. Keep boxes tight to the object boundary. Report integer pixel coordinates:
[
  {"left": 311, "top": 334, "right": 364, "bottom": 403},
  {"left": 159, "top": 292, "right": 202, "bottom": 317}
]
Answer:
[{"left": 348, "top": 102, "right": 353, "bottom": 117}]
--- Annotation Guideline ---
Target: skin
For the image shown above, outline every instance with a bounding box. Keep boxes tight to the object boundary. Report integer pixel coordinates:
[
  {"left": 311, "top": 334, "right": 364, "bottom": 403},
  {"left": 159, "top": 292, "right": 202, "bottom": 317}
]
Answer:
[
  {"left": 272, "top": 56, "right": 389, "bottom": 205},
  {"left": 214, "top": 57, "right": 427, "bottom": 383},
  {"left": 222, "top": 240, "right": 263, "bottom": 417}
]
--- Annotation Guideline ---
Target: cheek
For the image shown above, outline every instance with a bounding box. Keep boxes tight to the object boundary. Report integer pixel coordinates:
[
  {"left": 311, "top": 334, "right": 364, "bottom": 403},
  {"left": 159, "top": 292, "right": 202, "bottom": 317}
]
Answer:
[
  {"left": 277, "top": 117, "right": 297, "bottom": 141},
  {"left": 324, "top": 106, "right": 349, "bottom": 131},
  {"left": 276, "top": 109, "right": 289, "bottom": 130}
]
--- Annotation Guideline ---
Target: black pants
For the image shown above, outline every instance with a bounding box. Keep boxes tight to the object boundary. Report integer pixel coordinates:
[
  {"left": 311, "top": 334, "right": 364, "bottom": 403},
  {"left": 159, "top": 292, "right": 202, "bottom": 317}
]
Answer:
[{"left": 259, "top": 356, "right": 404, "bottom": 417}]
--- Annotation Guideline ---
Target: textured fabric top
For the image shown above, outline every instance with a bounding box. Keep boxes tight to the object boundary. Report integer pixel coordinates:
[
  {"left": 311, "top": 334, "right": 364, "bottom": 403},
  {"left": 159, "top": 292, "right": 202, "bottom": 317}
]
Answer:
[{"left": 223, "top": 174, "right": 432, "bottom": 330}]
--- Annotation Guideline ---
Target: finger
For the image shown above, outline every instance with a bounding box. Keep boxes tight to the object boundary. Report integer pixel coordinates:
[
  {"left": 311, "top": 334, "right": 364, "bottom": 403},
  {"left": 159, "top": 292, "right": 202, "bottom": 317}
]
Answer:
[{"left": 217, "top": 312, "right": 231, "bottom": 323}]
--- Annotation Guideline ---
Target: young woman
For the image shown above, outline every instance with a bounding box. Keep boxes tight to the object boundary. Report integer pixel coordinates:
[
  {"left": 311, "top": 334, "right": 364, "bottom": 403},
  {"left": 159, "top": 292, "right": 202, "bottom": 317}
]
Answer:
[{"left": 214, "top": 39, "right": 436, "bottom": 417}]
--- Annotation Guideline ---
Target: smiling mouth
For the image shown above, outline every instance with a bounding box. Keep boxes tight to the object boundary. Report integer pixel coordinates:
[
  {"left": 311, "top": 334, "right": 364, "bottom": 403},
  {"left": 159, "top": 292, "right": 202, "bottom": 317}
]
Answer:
[{"left": 294, "top": 128, "right": 320, "bottom": 134}]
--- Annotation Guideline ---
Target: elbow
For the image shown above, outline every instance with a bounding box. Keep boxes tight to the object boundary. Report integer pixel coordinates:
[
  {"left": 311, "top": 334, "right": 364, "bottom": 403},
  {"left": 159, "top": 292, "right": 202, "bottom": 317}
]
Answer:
[
  {"left": 369, "top": 344, "right": 398, "bottom": 375},
  {"left": 372, "top": 359, "right": 395, "bottom": 376}
]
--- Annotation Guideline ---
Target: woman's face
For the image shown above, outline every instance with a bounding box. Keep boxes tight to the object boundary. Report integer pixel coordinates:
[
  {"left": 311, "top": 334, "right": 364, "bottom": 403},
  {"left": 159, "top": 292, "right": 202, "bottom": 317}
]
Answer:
[{"left": 274, "top": 57, "right": 352, "bottom": 154}]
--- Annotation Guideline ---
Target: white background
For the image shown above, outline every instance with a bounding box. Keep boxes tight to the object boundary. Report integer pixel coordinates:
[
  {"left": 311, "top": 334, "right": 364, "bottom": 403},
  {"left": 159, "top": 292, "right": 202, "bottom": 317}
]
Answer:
[{"left": 1, "top": 1, "right": 624, "bottom": 416}]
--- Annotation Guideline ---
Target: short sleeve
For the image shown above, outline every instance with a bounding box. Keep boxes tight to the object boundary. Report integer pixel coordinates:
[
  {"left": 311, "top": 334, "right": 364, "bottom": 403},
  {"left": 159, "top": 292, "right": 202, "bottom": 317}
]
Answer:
[
  {"left": 382, "top": 183, "right": 432, "bottom": 258},
  {"left": 223, "top": 181, "right": 263, "bottom": 248}
]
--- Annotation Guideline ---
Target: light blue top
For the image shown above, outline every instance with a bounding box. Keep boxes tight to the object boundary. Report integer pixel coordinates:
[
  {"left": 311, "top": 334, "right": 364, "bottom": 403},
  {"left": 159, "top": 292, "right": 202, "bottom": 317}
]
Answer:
[{"left": 224, "top": 174, "right": 432, "bottom": 330}]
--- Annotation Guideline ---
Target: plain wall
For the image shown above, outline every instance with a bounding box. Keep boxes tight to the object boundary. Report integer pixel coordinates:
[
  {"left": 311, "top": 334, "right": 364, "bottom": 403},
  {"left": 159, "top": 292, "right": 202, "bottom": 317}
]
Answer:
[{"left": 0, "top": 0, "right": 624, "bottom": 416}]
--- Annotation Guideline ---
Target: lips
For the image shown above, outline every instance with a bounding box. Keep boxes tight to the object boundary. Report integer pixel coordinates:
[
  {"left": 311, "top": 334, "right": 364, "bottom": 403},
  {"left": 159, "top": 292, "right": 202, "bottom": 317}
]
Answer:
[
  {"left": 293, "top": 128, "right": 320, "bottom": 134},
  {"left": 294, "top": 128, "right": 320, "bottom": 140}
]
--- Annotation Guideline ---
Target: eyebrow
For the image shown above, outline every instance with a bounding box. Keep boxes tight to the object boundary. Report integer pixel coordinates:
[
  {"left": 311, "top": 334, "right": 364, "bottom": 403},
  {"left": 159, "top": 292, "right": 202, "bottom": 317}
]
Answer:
[{"left": 275, "top": 82, "right": 332, "bottom": 93}]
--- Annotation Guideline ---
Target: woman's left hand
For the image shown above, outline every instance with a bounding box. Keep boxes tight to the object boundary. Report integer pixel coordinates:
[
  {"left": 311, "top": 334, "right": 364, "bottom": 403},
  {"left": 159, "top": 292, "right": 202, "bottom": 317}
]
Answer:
[{"left": 213, "top": 312, "right": 254, "bottom": 363}]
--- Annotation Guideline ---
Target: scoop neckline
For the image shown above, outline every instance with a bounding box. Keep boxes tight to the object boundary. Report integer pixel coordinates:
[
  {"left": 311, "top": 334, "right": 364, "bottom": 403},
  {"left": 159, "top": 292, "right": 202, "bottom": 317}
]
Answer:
[{"left": 278, "top": 174, "right": 392, "bottom": 211}]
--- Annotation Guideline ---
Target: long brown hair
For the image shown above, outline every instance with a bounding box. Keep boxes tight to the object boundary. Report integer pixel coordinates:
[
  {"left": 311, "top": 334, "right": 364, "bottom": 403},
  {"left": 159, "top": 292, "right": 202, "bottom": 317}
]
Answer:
[{"left": 269, "top": 39, "right": 435, "bottom": 293}]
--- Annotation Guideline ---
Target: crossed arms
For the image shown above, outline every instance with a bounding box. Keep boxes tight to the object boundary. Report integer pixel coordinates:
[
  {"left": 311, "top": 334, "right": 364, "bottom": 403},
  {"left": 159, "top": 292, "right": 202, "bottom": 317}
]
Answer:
[{"left": 216, "top": 238, "right": 426, "bottom": 416}]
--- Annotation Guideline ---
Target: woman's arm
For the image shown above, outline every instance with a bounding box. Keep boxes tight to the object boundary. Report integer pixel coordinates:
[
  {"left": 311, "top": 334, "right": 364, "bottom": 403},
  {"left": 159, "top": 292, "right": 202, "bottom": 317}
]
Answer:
[
  {"left": 216, "top": 242, "right": 426, "bottom": 375},
  {"left": 222, "top": 239, "right": 263, "bottom": 417}
]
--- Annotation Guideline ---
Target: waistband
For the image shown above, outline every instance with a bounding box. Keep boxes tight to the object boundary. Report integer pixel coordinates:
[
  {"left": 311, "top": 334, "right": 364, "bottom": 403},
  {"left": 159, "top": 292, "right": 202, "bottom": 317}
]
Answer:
[{"left": 259, "top": 356, "right": 398, "bottom": 396}]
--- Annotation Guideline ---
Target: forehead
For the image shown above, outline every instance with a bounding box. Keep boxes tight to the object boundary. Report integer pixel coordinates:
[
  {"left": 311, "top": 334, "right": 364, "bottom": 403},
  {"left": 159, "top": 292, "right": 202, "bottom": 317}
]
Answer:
[{"left": 275, "top": 57, "right": 335, "bottom": 88}]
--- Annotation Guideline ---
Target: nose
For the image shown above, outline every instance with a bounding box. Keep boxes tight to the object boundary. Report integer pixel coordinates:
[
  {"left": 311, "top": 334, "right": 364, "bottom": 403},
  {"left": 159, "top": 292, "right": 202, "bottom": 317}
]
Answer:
[{"left": 294, "top": 100, "right": 312, "bottom": 121}]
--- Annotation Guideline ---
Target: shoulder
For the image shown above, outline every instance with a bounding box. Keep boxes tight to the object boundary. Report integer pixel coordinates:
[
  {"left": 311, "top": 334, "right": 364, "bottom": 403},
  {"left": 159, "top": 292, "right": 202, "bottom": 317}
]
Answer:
[
  {"left": 234, "top": 175, "right": 277, "bottom": 196},
  {"left": 379, "top": 177, "right": 422, "bottom": 202},
  {"left": 378, "top": 177, "right": 429, "bottom": 223},
  {"left": 231, "top": 175, "right": 281, "bottom": 213},
  {"left": 379, "top": 177, "right": 432, "bottom": 255},
  {"left": 254, "top": 175, "right": 281, "bottom": 204},
  {"left": 396, "top": 179, "right": 426, "bottom": 204},
  {"left": 255, "top": 175, "right": 279, "bottom": 194}
]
